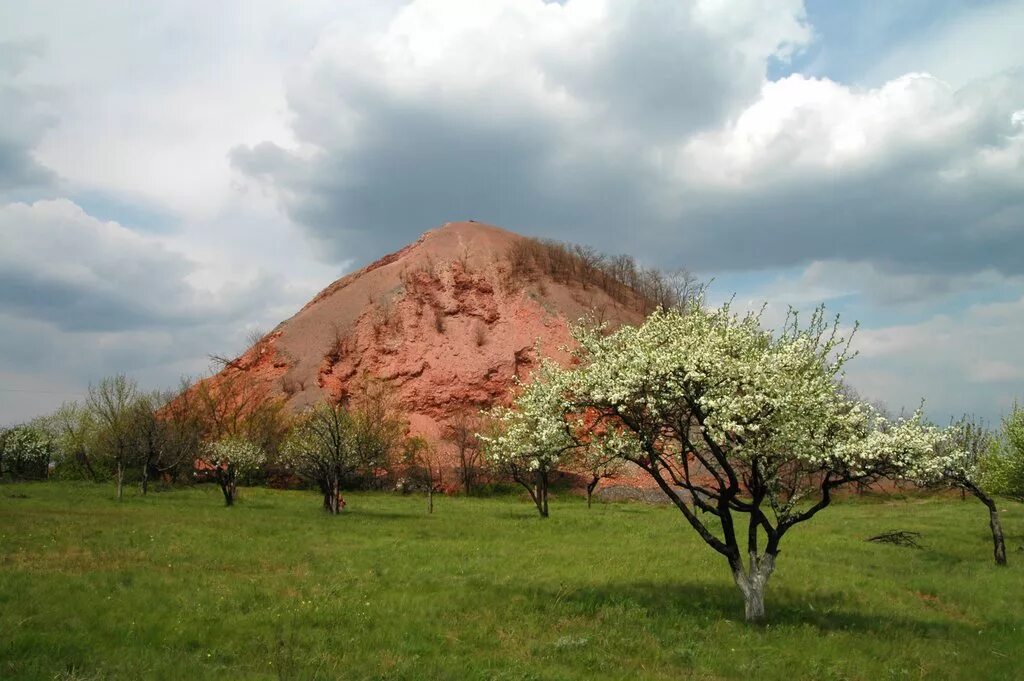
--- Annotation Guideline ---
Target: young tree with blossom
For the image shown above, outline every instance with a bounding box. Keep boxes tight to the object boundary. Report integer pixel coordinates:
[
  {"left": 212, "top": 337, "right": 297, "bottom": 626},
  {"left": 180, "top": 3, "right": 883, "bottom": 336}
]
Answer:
[
  {"left": 481, "top": 362, "right": 580, "bottom": 518},
  {"left": 914, "top": 408, "right": 1024, "bottom": 565},
  {"left": 199, "top": 437, "right": 266, "bottom": 506},
  {"left": 565, "top": 420, "right": 628, "bottom": 508},
  {"left": 509, "top": 304, "right": 940, "bottom": 621},
  {"left": 577, "top": 446, "right": 624, "bottom": 509}
]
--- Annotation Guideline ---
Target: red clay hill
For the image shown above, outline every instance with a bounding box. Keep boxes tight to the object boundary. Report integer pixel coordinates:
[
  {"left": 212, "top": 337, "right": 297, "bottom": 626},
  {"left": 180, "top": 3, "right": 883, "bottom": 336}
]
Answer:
[{"left": 197, "top": 221, "right": 684, "bottom": 451}]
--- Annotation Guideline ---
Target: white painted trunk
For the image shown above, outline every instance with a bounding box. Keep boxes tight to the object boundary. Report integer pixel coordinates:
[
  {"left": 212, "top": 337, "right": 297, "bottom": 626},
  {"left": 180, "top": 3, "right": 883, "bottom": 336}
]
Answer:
[
  {"left": 743, "top": 580, "right": 766, "bottom": 621},
  {"left": 732, "top": 552, "right": 776, "bottom": 623}
]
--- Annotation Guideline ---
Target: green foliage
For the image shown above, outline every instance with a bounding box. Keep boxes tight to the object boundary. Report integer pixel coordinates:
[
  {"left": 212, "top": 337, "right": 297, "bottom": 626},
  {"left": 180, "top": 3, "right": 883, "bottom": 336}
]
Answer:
[
  {"left": 282, "top": 399, "right": 404, "bottom": 511},
  {"left": 984, "top": 405, "right": 1024, "bottom": 501},
  {"left": 1, "top": 483, "right": 1022, "bottom": 680},
  {"left": 45, "top": 401, "right": 100, "bottom": 480},
  {"left": 281, "top": 403, "right": 364, "bottom": 485},
  {"left": 87, "top": 374, "right": 140, "bottom": 478}
]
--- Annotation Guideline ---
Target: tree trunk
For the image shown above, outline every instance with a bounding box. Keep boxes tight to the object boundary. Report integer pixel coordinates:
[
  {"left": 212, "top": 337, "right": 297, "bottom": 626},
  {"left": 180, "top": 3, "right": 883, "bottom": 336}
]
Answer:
[
  {"left": 731, "top": 552, "right": 776, "bottom": 623},
  {"left": 323, "top": 478, "right": 340, "bottom": 515},
  {"left": 587, "top": 476, "right": 600, "bottom": 509},
  {"left": 217, "top": 470, "right": 235, "bottom": 507},
  {"left": 533, "top": 469, "right": 549, "bottom": 518},
  {"left": 79, "top": 447, "right": 98, "bottom": 481},
  {"left": 141, "top": 464, "right": 149, "bottom": 496},
  {"left": 970, "top": 486, "right": 1007, "bottom": 566},
  {"left": 515, "top": 471, "right": 548, "bottom": 518},
  {"left": 542, "top": 471, "right": 549, "bottom": 517},
  {"left": 427, "top": 486, "right": 434, "bottom": 514},
  {"left": 983, "top": 498, "right": 1007, "bottom": 566},
  {"left": 742, "top": 578, "right": 766, "bottom": 622},
  {"left": 116, "top": 462, "right": 124, "bottom": 501},
  {"left": 460, "top": 453, "right": 472, "bottom": 496},
  {"left": 320, "top": 480, "right": 332, "bottom": 512}
]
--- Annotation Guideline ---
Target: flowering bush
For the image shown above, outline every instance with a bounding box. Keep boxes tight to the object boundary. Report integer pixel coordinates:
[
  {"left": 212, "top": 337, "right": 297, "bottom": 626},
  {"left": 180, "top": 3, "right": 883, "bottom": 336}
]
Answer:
[{"left": 0, "top": 425, "right": 53, "bottom": 480}]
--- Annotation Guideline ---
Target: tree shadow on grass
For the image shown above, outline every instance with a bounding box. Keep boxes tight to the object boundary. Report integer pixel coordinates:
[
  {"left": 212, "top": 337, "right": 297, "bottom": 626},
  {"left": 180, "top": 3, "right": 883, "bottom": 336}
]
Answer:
[{"left": 512, "top": 579, "right": 983, "bottom": 637}]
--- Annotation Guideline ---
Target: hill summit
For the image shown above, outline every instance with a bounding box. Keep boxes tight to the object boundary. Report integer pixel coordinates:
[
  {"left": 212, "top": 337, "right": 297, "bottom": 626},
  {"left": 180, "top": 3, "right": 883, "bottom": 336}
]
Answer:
[{"left": 202, "top": 221, "right": 675, "bottom": 450}]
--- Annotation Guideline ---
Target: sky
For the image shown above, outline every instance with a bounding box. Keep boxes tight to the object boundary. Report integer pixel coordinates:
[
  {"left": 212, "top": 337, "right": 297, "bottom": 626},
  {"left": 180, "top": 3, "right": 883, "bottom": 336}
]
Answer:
[{"left": 0, "top": 0, "right": 1021, "bottom": 427}]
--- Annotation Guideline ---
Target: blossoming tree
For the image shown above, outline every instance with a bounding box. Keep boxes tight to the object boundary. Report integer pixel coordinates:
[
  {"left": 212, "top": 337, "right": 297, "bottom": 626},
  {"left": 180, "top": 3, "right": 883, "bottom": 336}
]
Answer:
[
  {"left": 0, "top": 423, "right": 52, "bottom": 480},
  {"left": 199, "top": 437, "right": 266, "bottom": 507},
  {"left": 914, "top": 409, "right": 1024, "bottom": 565},
  {"left": 573, "top": 440, "right": 626, "bottom": 509},
  {"left": 509, "top": 304, "right": 940, "bottom": 621},
  {"left": 482, "top": 362, "right": 581, "bottom": 518}
]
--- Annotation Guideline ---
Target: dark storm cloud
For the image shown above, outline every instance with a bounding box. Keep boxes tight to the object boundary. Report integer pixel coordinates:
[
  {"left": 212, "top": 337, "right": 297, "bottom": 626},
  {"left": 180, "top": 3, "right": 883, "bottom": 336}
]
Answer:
[
  {"left": 232, "top": 5, "right": 1024, "bottom": 278},
  {"left": 657, "top": 156, "right": 1024, "bottom": 277},
  {"left": 231, "top": 101, "right": 662, "bottom": 262},
  {"left": 230, "top": 0, "right": 815, "bottom": 264},
  {"left": 0, "top": 269, "right": 171, "bottom": 332}
]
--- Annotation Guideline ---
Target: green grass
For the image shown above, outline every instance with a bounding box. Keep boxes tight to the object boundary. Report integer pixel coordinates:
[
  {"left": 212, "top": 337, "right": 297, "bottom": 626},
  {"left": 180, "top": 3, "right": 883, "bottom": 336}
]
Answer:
[{"left": 1, "top": 483, "right": 1022, "bottom": 680}]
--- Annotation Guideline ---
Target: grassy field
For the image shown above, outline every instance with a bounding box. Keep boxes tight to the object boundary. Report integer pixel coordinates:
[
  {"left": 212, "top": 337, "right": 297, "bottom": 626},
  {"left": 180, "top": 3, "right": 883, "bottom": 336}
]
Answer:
[{"left": 1, "top": 482, "right": 1022, "bottom": 680}]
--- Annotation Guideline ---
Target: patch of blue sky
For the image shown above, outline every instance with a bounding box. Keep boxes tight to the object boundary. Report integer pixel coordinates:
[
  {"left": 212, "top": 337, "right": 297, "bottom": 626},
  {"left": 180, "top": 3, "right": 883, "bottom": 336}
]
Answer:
[
  {"left": 707, "top": 265, "right": 1024, "bottom": 331},
  {"left": 706, "top": 267, "right": 859, "bottom": 319},
  {"left": 768, "top": 0, "right": 1005, "bottom": 83},
  {"left": 71, "top": 190, "right": 178, "bottom": 234}
]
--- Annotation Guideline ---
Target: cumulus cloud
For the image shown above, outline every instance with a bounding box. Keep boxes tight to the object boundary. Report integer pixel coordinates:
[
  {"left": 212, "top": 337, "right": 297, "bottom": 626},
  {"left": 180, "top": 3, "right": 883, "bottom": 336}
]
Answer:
[
  {"left": 848, "top": 293, "right": 1024, "bottom": 422},
  {"left": 0, "top": 199, "right": 310, "bottom": 423},
  {"left": 1, "top": 0, "right": 1021, "bottom": 425},
  {"left": 231, "top": 0, "right": 1023, "bottom": 280},
  {"left": 0, "top": 199, "right": 280, "bottom": 332},
  {"left": 670, "top": 71, "right": 1024, "bottom": 275},
  {"left": 231, "top": 0, "right": 814, "bottom": 261}
]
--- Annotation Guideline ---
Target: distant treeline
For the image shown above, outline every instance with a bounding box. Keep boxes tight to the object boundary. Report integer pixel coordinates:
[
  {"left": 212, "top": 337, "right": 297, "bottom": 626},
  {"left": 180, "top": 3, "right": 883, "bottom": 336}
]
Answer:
[{"left": 506, "top": 237, "right": 700, "bottom": 315}]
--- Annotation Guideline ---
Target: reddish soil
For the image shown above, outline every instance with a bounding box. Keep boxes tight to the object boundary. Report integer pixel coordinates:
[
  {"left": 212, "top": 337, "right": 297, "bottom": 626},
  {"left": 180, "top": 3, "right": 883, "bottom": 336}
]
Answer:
[{"left": 192, "top": 221, "right": 654, "bottom": 482}]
